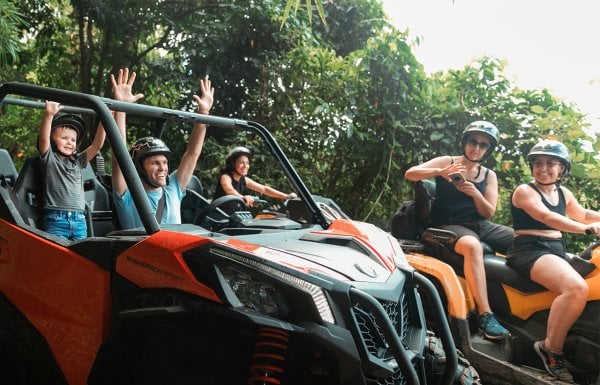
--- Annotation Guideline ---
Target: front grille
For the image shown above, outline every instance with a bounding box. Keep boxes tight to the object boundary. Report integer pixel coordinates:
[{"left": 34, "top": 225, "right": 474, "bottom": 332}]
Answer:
[
  {"left": 353, "top": 292, "right": 413, "bottom": 385},
  {"left": 367, "top": 369, "right": 405, "bottom": 385}
]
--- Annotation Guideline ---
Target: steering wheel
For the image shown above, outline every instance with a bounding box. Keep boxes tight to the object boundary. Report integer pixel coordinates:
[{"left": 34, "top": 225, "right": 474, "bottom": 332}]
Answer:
[{"left": 193, "top": 195, "right": 248, "bottom": 230}]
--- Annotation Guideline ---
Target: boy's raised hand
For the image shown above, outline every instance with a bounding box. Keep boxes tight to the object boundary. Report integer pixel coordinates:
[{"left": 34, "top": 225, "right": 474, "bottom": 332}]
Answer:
[{"left": 44, "top": 101, "right": 63, "bottom": 116}]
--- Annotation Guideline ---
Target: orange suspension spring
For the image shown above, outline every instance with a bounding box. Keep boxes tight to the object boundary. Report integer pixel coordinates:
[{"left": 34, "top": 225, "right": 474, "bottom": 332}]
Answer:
[{"left": 247, "top": 327, "right": 289, "bottom": 385}]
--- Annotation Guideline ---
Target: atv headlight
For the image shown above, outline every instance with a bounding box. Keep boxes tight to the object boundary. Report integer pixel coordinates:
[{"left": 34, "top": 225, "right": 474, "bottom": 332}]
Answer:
[
  {"left": 220, "top": 265, "right": 290, "bottom": 317},
  {"left": 211, "top": 247, "right": 335, "bottom": 324}
]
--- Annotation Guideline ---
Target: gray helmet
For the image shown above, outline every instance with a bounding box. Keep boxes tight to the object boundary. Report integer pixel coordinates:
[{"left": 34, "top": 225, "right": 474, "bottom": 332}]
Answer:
[
  {"left": 225, "top": 146, "right": 251, "bottom": 169},
  {"left": 527, "top": 139, "right": 571, "bottom": 176},
  {"left": 130, "top": 137, "right": 171, "bottom": 188},
  {"left": 460, "top": 120, "right": 499, "bottom": 159},
  {"left": 51, "top": 114, "right": 87, "bottom": 147}
]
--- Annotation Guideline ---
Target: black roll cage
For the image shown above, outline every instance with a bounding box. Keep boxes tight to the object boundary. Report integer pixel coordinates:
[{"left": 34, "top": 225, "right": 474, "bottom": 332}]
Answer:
[{"left": 0, "top": 82, "right": 331, "bottom": 233}]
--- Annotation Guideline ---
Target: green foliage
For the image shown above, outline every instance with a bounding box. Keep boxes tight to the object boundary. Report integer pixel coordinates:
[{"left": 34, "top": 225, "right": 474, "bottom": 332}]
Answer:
[
  {"left": 241, "top": 25, "right": 428, "bottom": 227},
  {"left": 0, "top": 0, "right": 28, "bottom": 67},
  {"left": 0, "top": 103, "right": 43, "bottom": 169},
  {"left": 282, "top": 0, "right": 327, "bottom": 29}
]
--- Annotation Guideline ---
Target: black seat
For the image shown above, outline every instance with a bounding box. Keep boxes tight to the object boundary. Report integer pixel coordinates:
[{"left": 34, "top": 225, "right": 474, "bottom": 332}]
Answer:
[
  {"left": 180, "top": 174, "right": 208, "bottom": 224},
  {"left": 391, "top": 180, "right": 435, "bottom": 240},
  {"left": 12, "top": 156, "right": 43, "bottom": 228},
  {"left": 187, "top": 174, "right": 203, "bottom": 196},
  {"left": 180, "top": 189, "right": 211, "bottom": 224},
  {"left": 0, "top": 181, "right": 24, "bottom": 226},
  {"left": 82, "top": 160, "right": 114, "bottom": 236},
  {"left": 0, "top": 149, "right": 18, "bottom": 188}
]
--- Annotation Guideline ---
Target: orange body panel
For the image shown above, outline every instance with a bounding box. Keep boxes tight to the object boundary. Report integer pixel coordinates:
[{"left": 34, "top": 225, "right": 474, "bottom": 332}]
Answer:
[
  {"left": 0, "top": 221, "right": 111, "bottom": 385},
  {"left": 406, "top": 253, "right": 473, "bottom": 318},
  {"left": 407, "top": 247, "right": 600, "bottom": 321},
  {"left": 115, "top": 230, "right": 222, "bottom": 303}
]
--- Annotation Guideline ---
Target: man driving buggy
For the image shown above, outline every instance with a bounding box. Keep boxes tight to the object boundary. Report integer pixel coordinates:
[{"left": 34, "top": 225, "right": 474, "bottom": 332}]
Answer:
[{"left": 404, "top": 120, "right": 514, "bottom": 340}]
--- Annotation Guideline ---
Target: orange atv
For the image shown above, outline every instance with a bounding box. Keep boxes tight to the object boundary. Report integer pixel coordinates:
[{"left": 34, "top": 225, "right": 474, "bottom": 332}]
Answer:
[
  {"left": 0, "top": 82, "right": 473, "bottom": 385},
  {"left": 392, "top": 180, "right": 600, "bottom": 385}
]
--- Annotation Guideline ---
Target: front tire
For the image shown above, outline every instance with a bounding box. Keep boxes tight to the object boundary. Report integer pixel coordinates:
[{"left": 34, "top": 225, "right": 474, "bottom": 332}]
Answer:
[{"left": 424, "top": 333, "right": 482, "bottom": 385}]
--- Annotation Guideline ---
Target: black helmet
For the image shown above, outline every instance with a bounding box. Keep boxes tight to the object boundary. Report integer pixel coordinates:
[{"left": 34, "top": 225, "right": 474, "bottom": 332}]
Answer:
[
  {"left": 225, "top": 146, "right": 251, "bottom": 169},
  {"left": 460, "top": 120, "right": 499, "bottom": 160},
  {"left": 51, "top": 114, "right": 87, "bottom": 147},
  {"left": 527, "top": 139, "right": 571, "bottom": 177},
  {"left": 130, "top": 137, "right": 171, "bottom": 188}
]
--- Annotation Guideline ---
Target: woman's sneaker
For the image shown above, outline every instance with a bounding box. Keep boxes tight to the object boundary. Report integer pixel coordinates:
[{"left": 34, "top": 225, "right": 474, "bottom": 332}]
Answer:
[
  {"left": 478, "top": 312, "right": 509, "bottom": 340},
  {"left": 533, "top": 341, "right": 574, "bottom": 383}
]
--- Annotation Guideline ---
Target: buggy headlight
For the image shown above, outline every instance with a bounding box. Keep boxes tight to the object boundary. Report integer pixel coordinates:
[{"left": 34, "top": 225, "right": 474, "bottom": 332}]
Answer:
[
  {"left": 211, "top": 247, "right": 335, "bottom": 324},
  {"left": 221, "top": 265, "right": 290, "bottom": 317}
]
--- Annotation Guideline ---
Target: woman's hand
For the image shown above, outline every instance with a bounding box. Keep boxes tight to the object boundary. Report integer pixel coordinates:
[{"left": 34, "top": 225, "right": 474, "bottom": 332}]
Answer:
[
  {"left": 441, "top": 163, "right": 466, "bottom": 182},
  {"left": 243, "top": 195, "right": 255, "bottom": 207},
  {"left": 455, "top": 180, "right": 479, "bottom": 197},
  {"left": 585, "top": 222, "right": 600, "bottom": 235}
]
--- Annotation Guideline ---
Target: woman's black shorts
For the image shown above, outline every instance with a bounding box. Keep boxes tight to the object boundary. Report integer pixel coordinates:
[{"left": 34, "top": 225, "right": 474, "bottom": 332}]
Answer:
[{"left": 506, "top": 235, "right": 567, "bottom": 279}]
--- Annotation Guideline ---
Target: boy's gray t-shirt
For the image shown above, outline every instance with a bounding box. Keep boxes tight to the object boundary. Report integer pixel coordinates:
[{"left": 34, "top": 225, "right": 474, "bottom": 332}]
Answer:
[{"left": 40, "top": 147, "right": 88, "bottom": 212}]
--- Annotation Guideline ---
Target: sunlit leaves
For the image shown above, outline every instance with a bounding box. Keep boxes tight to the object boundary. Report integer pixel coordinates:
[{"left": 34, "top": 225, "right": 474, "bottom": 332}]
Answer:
[
  {"left": 0, "top": 0, "right": 28, "bottom": 66},
  {"left": 281, "top": 0, "right": 327, "bottom": 30},
  {"left": 530, "top": 105, "right": 545, "bottom": 114}
]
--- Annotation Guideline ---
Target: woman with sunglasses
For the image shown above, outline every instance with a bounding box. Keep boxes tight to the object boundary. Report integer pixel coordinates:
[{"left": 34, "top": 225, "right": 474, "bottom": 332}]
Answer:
[
  {"left": 405, "top": 120, "right": 514, "bottom": 340},
  {"left": 506, "top": 139, "right": 600, "bottom": 383}
]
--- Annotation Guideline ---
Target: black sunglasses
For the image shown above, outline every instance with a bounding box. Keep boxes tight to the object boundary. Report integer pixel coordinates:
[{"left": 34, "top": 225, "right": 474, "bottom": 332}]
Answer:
[{"left": 467, "top": 138, "right": 491, "bottom": 149}]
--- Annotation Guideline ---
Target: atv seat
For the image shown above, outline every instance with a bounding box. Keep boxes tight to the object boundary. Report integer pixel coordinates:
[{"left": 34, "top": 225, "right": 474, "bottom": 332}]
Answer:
[
  {"left": 0, "top": 149, "right": 18, "bottom": 188},
  {"left": 420, "top": 227, "right": 496, "bottom": 273},
  {"left": 424, "top": 227, "right": 549, "bottom": 293},
  {"left": 393, "top": 180, "right": 497, "bottom": 270},
  {"left": 180, "top": 175, "right": 207, "bottom": 223}
]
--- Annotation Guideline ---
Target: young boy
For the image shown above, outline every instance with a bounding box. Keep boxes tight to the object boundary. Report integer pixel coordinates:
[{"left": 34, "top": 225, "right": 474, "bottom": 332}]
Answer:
[{"left": 38, "top": 101, "right": 106, "bottom": 240}]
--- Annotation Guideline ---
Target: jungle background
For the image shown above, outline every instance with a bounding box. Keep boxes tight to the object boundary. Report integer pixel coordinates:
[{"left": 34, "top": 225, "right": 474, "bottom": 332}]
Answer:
[{"left": 1, "top": 0, "right": 599, "bottom": 245}]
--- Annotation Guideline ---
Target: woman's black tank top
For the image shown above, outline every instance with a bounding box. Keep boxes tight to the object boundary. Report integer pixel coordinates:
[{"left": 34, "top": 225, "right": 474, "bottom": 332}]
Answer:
[
  {"left": 511, "top": 182, "right": 566, "bottom": 231},
  {"left": 214, "top": 172, "right": 246, "bottom": 199},
  {"left": 432, "top": 167, "right": 489, "bottom": 225}
]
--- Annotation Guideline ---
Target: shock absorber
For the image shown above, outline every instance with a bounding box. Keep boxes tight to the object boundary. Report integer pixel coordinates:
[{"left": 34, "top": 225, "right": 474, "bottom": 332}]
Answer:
[{"left": 247, "top": 327, "right": 289, "bottom": 385}]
